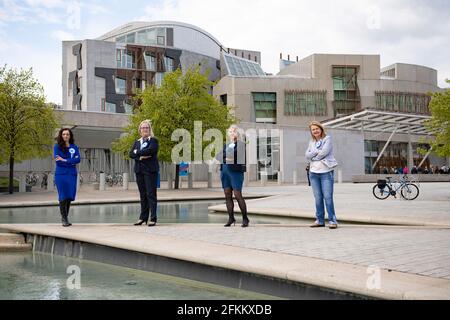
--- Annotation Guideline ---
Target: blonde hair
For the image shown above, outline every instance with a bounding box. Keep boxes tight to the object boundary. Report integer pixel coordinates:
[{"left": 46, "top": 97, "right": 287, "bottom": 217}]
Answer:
[
  {"left": 138, "top": 119, "right": 154, "bottom": 137},
  {"left": 309, "top": 121, "right": 326, "bottom": 141},
  {"left": 228, "top": 124, "right": 243, "bottom": 140}
]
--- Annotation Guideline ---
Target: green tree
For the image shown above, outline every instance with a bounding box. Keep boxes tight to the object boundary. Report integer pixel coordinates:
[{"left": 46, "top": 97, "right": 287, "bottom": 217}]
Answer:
[
  {"left": 0, "top": 66, "right": 60, "bottom": 193},
  {"left": 422, "top": 79, "right": 450, "bottom": 157},
  {"left": 112, "top": 66, "right": 236, "bottom": 188}
]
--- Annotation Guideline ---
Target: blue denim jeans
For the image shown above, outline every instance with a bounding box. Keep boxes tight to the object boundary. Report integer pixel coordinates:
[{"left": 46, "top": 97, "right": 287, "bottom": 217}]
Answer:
[{"left": 309, "top": 171, "right": 338, "bottom": 225}]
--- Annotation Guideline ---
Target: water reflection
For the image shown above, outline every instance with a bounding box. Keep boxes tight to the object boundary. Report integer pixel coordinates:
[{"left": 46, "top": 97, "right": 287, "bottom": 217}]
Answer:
[
  {"left": 0, "top": 201, "right": 308, "bottom": 225},
  {"left": 0, "top": 252, "right": 280, "bottom": 300}
]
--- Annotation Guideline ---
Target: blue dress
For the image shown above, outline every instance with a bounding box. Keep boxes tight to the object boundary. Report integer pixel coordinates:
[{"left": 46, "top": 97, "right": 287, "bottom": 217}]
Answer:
[{"left": 54, "top": 144, "right": 81, "bottom": 201}]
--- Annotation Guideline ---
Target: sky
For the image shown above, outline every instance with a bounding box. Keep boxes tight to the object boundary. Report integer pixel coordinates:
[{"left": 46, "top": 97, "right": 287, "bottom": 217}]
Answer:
[{"left": 0, "top": 0, "right": 449, "bottom": 104}]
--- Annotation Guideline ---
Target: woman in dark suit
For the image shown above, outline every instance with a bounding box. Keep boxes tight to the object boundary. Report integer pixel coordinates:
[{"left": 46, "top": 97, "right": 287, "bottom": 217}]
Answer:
[
  {"left": 129, "top": 119, "right": 159, "bottom": 226},
  {"left": 54, "top": 128, "right": 80, "bottom": 227},
  {"left": 216, "top": 125, "right": 249, "bottom": 227}
]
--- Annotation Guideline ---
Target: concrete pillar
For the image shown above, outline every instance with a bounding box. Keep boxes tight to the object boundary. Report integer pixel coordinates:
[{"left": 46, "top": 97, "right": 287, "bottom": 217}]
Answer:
[
  {"left": 19, "top": 174, "right": 26, "bottom": 193},
  {"left": 77, "top": 172, "right": 81, "bottom": 192},
  {"left": 244, "top": 164, "right": 250, "bottom": 187},
  {"left": 122, "top": 172, "right": 129, "bottom": 190},
  {"left": 188, "top": 170, "right": 193, "bottom": 189},
  {"left": 293, "top": 170, "right": 298, "bottom": 185},
  {"left": 260, "top": 172, "right": 267, "bottom": 186},
  {"left": 47, "top": 173, "right": 54, "bottom": 191},
  {"left": 277, "top": 171, "right": 283, "bottom": 185},
  {"left": 99, "top": 172, "right": 105, "bottom": 191},
  {"left": 338, "top": 169, "right": 343, "bottom": 184},
  {"left": 167, "top": 168, "right": 173, "bottom": 189},
  {"left": 207, "top": 164, "right": 213, "bottom": 188}
]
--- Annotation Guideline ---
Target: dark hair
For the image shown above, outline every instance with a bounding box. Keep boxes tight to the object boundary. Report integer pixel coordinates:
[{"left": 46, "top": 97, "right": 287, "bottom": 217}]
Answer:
[{"left": 56, "top": 128, "right": 74, "bottom": 152}]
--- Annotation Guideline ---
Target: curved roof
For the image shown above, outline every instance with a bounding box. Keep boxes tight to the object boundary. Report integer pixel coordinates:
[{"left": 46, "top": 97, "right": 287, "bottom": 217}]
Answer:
[{"left": 97, "top": 20, "right": 223, "bottom": 48}]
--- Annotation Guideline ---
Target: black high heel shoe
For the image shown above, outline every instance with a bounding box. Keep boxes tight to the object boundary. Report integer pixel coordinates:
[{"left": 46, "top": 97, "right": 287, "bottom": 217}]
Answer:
[
  {"left": 241, "top": 218, "right": 249, "bottom": 228},
  {"left": 134, "top": 219, "right": 148, "bottom": 226},
  {"left": 224, "top": 218, "right": 236, "bottom": 227},
  {"left": 148, "top": 221, "right": 157, "bottom": 227}
]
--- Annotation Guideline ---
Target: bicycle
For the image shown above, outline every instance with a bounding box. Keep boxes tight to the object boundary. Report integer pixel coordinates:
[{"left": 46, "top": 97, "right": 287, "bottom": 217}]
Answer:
[
  {"left": 372, "top": 175, "right": 419, "bottom": 200},
  {"left": 26, "top": 171, "right": 38, "bottom": 187}
]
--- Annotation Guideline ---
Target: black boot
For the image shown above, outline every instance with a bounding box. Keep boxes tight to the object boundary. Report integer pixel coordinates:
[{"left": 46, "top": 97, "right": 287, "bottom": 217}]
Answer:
[
  {"left": 241, "top": 214, "right": 249, "bottom": 228},
  {"left": 234, "top": 191, "right": 249, "bottom": 228},
  {"left": 224, "top": 189, "right": 235, "bottom": 227},
  {"left": 224, "top": 214, "right": 236, "bottom": 227},
  {"left": 59, "top": 201, "right": 69, "bottom": 227},
  {"left": 64, "top": 200, "right": 72, "bottom": 227},
  {"left": 60, "top": 200, "right": 71, "bottom": 227}
]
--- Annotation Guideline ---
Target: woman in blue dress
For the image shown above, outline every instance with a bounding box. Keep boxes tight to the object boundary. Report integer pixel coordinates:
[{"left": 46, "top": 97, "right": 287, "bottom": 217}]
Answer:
[
  {"left": 54, "top": 128, "right": 80, "bottom": 227},
  {"left": 216, "top": 125, "right": 249, "bottom": 227}
]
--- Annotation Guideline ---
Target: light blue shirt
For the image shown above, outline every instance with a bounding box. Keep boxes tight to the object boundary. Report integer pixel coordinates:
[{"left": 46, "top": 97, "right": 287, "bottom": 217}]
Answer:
[{"left": 305, "top": 135, "right": 338, "bottom": 173}]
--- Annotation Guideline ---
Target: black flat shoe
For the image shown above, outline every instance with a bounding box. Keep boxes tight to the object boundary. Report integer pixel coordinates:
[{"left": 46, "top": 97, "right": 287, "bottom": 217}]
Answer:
[
  {"left": 134, "top": 220, "right": 148, "bottom": 226},
  {"left": 148, "top": 221, "right": 157, "bottom": 227}
]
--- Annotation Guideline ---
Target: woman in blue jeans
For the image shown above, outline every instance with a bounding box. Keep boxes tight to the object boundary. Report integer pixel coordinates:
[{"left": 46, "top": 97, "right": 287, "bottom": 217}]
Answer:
[{"left": 305, "top": 121, "right": 338, "bottom": 229}]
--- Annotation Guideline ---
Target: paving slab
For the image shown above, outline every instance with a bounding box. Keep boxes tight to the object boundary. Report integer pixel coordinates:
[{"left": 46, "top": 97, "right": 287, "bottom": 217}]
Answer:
[{"left": 209, "top": 183, "right": 450, "bottom": 226}]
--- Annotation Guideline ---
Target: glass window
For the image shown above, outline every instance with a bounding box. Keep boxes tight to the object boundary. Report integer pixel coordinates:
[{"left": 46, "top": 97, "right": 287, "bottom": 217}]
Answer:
[
  {"left": 284, "top": 91, "right": 327, "bottom": 116},
  {"left": 164, "top": 56, "right": 174, "bottom": 72},
  {"left": 147, "top": 29, "right": 156, "bottom": 45},
  {"left": 375, "top": 92, "right": 430, "bottom": 114},
  {"left": 156, "top": 28, "right": 165, "bottom": 45},
  {"left": 136, "top": 30, "right": 147, "bottom": 44},
  {"left": 115, "top": 77, "right": 126, "bottom": 94},
  {"left": 126, "top": 33, "right": 135, "bottom": 43},
  {"left": 144, "top": 53, "right": 156, "bottom": 71},
  {"left": 123, "top": 102, "right": 133, "bottom": 114},
  {"left": 116, "top": 35, "right": 125, "bottom": 43},
  {"left": 105, "top": 102, "right": 116, "bottom": 113},
  {"left": 253, "top": 92, "right": 276, "bottom": 123},
  {"left": 155, "top": 73, "right": 164, "bottom": 87},
  {"left": 224, "top": 54, "right": 265, "bottom": 76}
]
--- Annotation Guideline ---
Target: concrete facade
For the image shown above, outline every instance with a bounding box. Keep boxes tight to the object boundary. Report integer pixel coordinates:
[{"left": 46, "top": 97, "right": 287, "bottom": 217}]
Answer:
[{"left": 213, "top": 53, "right": 447, "bottom": 175}]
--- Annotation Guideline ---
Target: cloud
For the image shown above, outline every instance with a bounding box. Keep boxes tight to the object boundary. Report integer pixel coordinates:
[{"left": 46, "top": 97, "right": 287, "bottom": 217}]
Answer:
[
  {"left": 135, "top": 0, "right": 450, "bottom": 87},
  {"left": 2, "top": 0, "right": 449, "bottom": 104},
  {"left": 51, "top": 30, "right": 75, "bottom": 41}
]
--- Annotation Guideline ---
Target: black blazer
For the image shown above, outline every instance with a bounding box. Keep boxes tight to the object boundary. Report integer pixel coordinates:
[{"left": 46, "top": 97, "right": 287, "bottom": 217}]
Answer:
[
  {"left": 216, "top": 140, "right": 246, "bottom": 172},
  {"left": 129, "top": 137, "right": 159, "bottom": 174}
]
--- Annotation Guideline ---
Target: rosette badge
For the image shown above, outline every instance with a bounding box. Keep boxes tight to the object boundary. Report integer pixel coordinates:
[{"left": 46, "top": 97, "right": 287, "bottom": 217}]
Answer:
[{"left": 69, "top": 148, "right": 75, "bottom": 158}]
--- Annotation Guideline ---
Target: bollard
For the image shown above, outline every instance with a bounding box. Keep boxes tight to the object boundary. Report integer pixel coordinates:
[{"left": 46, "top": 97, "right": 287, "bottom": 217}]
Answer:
[
  {"left": 167, "top": 169, "right": 173, "bottom": 189},
  {"left": 277, "top": 171, "right": 283, "bottom": 186},
  {"left": 244, "top": 172, "right": 249, "bottom": 187},
  {"left": 99, "top": 172, "right": 106, "bottom": 191},
  {"left": 293, "top": 170, "right": 298, "bottom": 185},
  {"left": 47, "top": 173, "right": 54, "bottom": 191},
  {"left": 338, "top": 169, "right": 343, "bottom": 184},
  {"left": 207, "top": 172, "right": 213, "bottom": 188},
  {"left": 77, "top": 172, "right": 81, "bottom": 192},
  {"left": 19, "top": 174, "right": 26, "bottom": 193},
  {"left": 188, "top": 171, "right": 193, "bottom": 189},
  {"left": 122, "top": 172, "right": 129, "bottom": 190},
  {"left": 260, "top": 172, "right": 267, "bottom": 186}
]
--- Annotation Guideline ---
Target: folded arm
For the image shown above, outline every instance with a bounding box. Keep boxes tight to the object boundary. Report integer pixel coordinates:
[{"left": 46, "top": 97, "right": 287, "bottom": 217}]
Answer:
[{"left": 311, "top": 138, "right": 332, "bottom": 161}]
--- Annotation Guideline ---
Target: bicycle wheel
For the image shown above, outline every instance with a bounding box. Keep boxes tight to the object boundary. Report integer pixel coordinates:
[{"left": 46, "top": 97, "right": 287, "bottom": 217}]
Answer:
[
  {"left": 372, "top": 184, "right": 390, "bottom": 200},
  {"left": 400, "top": 183, "right": 419, "bottom": 200}
]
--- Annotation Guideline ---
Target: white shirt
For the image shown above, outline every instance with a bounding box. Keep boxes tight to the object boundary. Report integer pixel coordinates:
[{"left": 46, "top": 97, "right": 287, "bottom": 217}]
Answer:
[{"left": 310, "top": 160, "right": 332, "bottom": 173}]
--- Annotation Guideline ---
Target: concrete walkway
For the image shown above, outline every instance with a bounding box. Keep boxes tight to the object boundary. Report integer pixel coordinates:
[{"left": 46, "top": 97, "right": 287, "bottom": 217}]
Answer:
[
  {"left": 209, "top": 183, "right": 450, "bottom": 226},
  {"left": 1, "top": 223, "right": 449, "bottom": 299},
  {"left": 1, "top": 182, "right": 449, "bottom": 299}
]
